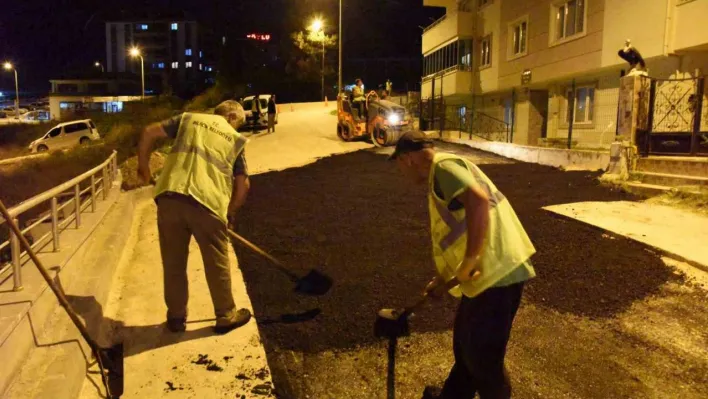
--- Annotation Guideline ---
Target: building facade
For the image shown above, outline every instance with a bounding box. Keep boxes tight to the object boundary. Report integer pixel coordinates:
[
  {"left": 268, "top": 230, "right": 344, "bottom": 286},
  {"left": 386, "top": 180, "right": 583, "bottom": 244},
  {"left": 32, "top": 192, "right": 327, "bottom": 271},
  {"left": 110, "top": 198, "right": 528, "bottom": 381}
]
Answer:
[
  {"left": 105, "top": 20, "right": 215, "bottom": 94},
  {"left": 422, "top": 0, "right": 708, "bottom": 148},
  {"left": 48, "top": 77, "right": 143, "bottom": 120}
]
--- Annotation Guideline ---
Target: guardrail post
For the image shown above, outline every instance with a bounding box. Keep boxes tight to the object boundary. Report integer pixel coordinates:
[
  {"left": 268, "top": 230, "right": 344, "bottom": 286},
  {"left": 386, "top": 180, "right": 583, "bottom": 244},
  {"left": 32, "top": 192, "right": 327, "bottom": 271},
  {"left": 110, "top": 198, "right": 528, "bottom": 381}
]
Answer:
[
  {"left": 102, "top": 166, "right": 109, "bottom": 200},
  {"left": 51, "top": 197, "right": 59, "bottom": 251},
  {"left": 112, "top": 155, "right": 118, "bottom": 182},
  {"left": 10, "top": 218, "right": 23, "bottom": 291},
  {"left": 90, "top": 175, "right": 96, "bottom": 212},
  {"left": 74, "top": 184, "right": 81, "bottom": 228}
]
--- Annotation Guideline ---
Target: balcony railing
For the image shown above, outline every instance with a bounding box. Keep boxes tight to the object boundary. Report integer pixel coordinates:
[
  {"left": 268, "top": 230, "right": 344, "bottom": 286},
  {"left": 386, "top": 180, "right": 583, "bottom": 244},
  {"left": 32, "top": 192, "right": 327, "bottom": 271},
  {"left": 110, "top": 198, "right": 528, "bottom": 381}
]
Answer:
[{"left": 0, "top": 151, "right": 119, "bottom": 291}]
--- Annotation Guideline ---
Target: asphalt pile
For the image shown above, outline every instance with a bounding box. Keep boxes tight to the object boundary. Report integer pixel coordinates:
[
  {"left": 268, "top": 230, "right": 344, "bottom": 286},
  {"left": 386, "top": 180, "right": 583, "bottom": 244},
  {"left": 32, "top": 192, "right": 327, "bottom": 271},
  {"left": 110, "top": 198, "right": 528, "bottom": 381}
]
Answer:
[{"left": 235, "top": 145, "right": 676, "bottom": 352}]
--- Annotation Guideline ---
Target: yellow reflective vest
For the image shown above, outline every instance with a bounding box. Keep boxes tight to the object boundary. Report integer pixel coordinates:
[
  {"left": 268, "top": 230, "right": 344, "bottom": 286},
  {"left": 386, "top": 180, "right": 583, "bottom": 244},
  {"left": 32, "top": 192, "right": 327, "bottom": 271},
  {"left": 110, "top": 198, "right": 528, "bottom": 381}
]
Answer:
[
  {"left": 154, "top": 113, "right": 248, "bottom": 222},
  {"left": 429, "top": 153, "right": 536, "bottom": 298}
]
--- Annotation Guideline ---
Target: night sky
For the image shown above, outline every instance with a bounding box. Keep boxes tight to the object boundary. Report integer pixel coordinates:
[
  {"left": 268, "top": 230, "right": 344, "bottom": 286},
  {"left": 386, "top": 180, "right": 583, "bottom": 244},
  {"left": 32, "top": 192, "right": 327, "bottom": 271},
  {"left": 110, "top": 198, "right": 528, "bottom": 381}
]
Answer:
[{"left": 0, "top": 0, "right": 444, "bottom": 94}]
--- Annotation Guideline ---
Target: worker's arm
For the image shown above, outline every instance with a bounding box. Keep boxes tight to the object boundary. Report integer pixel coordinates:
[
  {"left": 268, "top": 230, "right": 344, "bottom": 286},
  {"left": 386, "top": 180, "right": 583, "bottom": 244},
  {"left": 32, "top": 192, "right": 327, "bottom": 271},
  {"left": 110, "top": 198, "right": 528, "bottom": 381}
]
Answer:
[
  {"left": 455, "top": 185, "right": 489, "bottom": 282},
  {"left": 227, "top": 151, "right": 250, "bottom": 228},
  {"left": 137, "top": 123, "right": 169, "bottom": 184}
]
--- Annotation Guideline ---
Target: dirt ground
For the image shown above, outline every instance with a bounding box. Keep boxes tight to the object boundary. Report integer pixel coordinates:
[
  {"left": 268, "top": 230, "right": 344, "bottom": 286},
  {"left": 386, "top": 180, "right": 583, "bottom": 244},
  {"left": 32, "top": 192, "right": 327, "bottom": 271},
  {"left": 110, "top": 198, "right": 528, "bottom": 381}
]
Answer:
[{"left": 234, "top": 142, "right": 707, "bottom": 398}]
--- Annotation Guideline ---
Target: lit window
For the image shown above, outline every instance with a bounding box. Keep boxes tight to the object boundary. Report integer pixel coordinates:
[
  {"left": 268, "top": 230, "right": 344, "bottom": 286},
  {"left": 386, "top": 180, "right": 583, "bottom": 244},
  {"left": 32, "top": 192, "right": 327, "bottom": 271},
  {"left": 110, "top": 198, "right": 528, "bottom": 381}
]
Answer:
[
  {"left": 199, "top": 64, "right": 203, "bottom": 70},
  {"left": 171, "top": 23, "right": 178, "bottom": 31},
  {"left": 553, "top": 0, "right": 585, "bottom": 42},
  {"left": 171, "top": 62, "right": 179, "bottom": 69},
  {"left": 480, "top": 35, "right": 492, "bottom": 67},
  {"left": 186, "top": 61, "right": 193, "bottom": 68},
  {"left": 199, "top": 51, "right": 203, "bottom": 58},
  {"left": 565, "top": 85, "right": 595, "bottom": 124},
  {"left": 158, "top": 63, "right": 165, "bottom": 69},
  {"left": 138, "top": 24, "right": 148, "bottom": 31},
  {"left": 185, "top": 49, "right": 192, "bottom": 56},
  {"left": 509, "top": 18, "right": 528, "bottom": 58}
]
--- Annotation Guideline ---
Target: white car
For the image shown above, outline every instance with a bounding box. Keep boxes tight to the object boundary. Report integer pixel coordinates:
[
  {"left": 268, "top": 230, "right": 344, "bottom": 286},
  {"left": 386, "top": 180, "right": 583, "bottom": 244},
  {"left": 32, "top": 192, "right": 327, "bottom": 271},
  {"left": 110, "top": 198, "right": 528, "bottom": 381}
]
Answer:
[
  {"left": 242, "top": 95, "right": 277, "bottom": 130},
  {"left": 28, "top": 119, "right": 101, "bottom": 153},
  {"left": 20, "top": 110, "right": 51, "bottom": 124}
]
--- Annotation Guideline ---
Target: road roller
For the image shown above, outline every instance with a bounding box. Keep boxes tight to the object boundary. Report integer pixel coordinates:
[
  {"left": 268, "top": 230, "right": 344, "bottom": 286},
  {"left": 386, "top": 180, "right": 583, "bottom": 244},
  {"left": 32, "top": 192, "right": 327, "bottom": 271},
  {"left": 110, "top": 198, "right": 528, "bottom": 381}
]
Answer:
[{"left": 336, "top": 90, "right": 412, "bottom": 147}]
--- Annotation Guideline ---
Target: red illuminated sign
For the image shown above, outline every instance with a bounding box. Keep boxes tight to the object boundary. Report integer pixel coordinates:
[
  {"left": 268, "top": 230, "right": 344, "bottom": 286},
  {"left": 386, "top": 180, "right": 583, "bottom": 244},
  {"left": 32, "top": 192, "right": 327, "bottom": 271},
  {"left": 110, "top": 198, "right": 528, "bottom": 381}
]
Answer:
[{"left": 246, "top": 33, "right": 271, "bottom": 41}]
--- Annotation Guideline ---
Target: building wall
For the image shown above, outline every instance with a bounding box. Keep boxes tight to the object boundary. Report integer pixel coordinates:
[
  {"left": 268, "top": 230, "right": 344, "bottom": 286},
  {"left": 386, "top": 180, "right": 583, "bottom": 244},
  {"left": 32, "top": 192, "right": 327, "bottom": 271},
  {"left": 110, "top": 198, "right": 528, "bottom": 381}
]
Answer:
[
  {"left": 497, "top": 0, "right": 605, "bottom": 90},
  {"left": 423, "top": 11, "right": 475, "bottom": 55},
  {"left": 476, "top": 0, "right": 502, "bottom": 93},
  {"left": 673, "top": 0, "right": 708, "bottom": 52}
]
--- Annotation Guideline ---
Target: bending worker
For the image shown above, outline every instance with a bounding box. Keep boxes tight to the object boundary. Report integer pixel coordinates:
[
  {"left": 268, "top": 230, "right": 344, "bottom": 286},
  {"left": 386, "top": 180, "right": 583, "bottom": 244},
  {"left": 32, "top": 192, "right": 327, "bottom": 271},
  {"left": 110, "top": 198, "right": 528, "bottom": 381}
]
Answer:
[
  {"left": 138, "top": 100, "right": 252, "bottom": 334},
  {"left": 390, "top": 132, "right": 536, "bottom": 399},
  {"left": 351, "top": 78, "right": 365, "bottom": 119}
]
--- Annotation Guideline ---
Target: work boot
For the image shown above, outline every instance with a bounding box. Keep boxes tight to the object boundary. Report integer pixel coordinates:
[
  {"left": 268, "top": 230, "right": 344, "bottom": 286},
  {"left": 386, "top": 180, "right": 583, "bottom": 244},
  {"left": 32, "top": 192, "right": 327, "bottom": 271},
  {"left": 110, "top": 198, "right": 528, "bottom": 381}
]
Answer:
[
  {"left": 422, "top": 386, "right": 443, "bottom": 399},
  {"left": 214, "top": 308, "right": 252, "bottom": 334},
  {"left": 166, "top": 317, "right": 186, "bottom": 333}
]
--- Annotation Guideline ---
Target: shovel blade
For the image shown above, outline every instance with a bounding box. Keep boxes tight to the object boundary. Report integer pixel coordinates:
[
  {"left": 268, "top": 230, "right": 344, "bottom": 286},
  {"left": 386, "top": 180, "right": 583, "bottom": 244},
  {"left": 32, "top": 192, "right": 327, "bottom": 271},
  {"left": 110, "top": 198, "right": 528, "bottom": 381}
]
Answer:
[
  {"left": 294, "top": 269, "right": 333, "bottom": 296},
  {"left": 374, "top": 314, "right": 410, "bottom": 338},
  {"left": 98, "top": 342, "right": 124, "bottom": 398}
]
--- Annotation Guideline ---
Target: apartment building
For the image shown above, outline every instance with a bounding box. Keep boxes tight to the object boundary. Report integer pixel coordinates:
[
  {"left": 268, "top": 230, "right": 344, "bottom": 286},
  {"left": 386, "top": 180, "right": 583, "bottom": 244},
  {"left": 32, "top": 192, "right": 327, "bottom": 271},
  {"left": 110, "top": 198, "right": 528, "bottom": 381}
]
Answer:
[
  {"left": 105, "top": 20, "right": 214, "bottom": 94},
  {"left": 422, "top": 0, "right": 708, "bottom": 148}
]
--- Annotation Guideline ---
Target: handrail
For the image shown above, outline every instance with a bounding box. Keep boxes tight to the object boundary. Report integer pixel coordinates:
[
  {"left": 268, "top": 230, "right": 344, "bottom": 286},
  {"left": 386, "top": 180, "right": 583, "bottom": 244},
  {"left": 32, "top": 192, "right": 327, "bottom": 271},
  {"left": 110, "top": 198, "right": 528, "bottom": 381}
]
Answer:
[
  {"left": 2, "top": 151, "right": 117, "bottom": 220},
  {"left": 423, "top": 13, "right": 448, "bottom": 33},
  {"left": 0, "top": 151, "right": 118, "bottom": 291}
]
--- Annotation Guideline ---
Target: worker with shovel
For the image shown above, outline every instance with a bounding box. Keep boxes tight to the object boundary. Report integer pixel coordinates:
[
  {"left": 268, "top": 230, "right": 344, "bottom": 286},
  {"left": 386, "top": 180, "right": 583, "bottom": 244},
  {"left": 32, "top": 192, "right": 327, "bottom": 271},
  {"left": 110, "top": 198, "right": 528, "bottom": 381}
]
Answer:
[
  {"left": 388, "top": 132, "right": 536, "bottom": 399},
  {"left": 138, "top": 100, "right": 252, "bottom": 334}
]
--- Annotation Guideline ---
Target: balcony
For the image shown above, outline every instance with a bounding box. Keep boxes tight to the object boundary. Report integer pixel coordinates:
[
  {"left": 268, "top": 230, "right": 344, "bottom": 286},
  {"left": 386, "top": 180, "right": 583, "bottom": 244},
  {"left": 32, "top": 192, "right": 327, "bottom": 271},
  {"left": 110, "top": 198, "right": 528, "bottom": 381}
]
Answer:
[
  {"left": 421, "top": 67, "right": 473, "bottom": 100},
  {"left": 422, "top": 10, "right": 474, "bottom": 55}
]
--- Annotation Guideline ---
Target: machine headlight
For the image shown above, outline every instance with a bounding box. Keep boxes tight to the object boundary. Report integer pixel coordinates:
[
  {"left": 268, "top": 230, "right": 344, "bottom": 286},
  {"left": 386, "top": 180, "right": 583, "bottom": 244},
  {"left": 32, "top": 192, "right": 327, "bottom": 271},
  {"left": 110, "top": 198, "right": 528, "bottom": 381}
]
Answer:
[{"left": 387, "top": 113, "right": 401, "bottom": 124}]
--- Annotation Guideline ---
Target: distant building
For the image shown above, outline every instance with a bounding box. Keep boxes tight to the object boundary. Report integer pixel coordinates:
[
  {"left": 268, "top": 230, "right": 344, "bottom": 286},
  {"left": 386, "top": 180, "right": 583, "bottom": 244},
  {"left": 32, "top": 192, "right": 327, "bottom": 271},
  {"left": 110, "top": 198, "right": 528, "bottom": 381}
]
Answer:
[
  {"left": 48, "top": 76, "right": 144, "bottom": 120},
  {"left": 421, "top": 0, "right": 708, "bottom": 150},
  {"left": 105, "top": 20, "right": 215, "bottom": 95}
]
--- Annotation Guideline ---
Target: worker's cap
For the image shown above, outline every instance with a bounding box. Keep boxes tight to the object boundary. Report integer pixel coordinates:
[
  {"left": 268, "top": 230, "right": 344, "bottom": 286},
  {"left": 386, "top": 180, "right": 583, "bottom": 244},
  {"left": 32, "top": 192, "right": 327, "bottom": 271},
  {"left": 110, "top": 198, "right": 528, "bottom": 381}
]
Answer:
[{"left": 388, "top": 131, "right": 434, "bottom": 160}]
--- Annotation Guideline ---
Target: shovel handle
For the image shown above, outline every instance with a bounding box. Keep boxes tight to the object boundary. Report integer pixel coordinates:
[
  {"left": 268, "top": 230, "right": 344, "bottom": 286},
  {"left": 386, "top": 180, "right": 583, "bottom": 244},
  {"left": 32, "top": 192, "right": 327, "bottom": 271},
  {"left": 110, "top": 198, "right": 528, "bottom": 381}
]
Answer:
[
  {"left": 402, "top": 276, "right": 466, "bottom": 317},
  {"left": 227, "top": 229, "right": 299, "bottom": 281},
  {"left": 0, "top": 200, "right": 101, "bottom": 352}
]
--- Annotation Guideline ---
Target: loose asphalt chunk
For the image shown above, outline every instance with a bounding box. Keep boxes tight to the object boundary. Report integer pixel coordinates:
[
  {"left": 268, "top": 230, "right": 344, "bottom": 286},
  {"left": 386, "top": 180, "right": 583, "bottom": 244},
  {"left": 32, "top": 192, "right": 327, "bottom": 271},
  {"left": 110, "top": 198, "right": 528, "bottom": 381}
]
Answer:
[{"left": 235, "top": 145, "right": 677, "bottom": 352}]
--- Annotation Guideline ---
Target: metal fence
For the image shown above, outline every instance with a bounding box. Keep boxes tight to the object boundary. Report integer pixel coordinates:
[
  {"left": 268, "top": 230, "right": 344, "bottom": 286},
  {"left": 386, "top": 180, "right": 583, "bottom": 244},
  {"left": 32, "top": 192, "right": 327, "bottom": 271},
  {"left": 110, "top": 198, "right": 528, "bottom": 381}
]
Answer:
[
  {"left": 0, "top": 151, "right": 119, "bottom": 291},
  {"left": 420, "top": 100, "right": 511, "bottom": 142}
]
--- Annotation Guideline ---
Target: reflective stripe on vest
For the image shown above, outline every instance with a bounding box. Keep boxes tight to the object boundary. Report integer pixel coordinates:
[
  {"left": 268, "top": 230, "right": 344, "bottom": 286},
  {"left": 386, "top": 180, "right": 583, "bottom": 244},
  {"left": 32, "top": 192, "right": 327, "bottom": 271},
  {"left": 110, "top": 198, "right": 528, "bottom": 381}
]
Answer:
[
  {"left": 154, "top": 112, "right": 247, "bottom": 221},
  {"left": 428, "top": 153, "right": 536, "bottom": 298}
]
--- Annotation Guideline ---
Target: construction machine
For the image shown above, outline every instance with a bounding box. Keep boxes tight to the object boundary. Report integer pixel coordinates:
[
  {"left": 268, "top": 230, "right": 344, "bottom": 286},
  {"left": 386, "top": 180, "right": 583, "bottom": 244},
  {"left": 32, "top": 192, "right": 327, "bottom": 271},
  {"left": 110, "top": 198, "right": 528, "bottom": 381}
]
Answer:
[{"left": 336, "top": 90, "right": 412, "bottom": 147}]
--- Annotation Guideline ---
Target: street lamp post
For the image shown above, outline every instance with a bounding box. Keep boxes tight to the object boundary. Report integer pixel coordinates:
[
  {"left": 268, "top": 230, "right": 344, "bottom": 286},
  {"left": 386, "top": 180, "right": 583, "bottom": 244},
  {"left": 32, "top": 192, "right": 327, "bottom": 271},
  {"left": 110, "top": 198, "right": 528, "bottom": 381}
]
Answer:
[
  {"left": 337, "top": 0, "right": 342, "bottom": 97},
  {"left": 129, "top": 47, "right": 145, "bottom": 100},
  {"left": 94, "top": 61, "right": 104, "bottom": 73},
  {"left": 310, "top": 19, "right": 325, "bottom": 101},
  {"left": 3, "top": 62, "right": 19, "bottom": 118}
]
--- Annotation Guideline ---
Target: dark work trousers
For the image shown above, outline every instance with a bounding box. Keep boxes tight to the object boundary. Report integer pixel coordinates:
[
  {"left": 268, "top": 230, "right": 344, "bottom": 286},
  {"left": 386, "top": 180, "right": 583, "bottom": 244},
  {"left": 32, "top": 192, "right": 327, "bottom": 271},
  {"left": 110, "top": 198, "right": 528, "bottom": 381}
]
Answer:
[{"left": 440, "top": 282, "right": 525, "bottom": 399}]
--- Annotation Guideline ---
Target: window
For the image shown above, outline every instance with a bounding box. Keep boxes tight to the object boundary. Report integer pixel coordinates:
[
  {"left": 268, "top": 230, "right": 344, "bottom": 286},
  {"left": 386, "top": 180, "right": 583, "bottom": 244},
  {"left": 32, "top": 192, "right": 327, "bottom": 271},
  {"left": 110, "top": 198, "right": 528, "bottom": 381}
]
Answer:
[
  {"left": 137, "top": 24, "right": 148, "bottom": 31},
  {"left": 504, "top": 98, "right": 513, "bottom": 125},
  {"left": 157, "top": 62, "right": 165, "bottom": 69},
  {"left": 171, "top": 23, "right": 178, "bottom": 31},
  {"left": 199, "top": 64, "right": 203, "bottom": 71},
  {"left": 199, "top": 51, "right": 203, "bottom": 58},
  {"left": 553, "top": 0, "right": 585, "bottom": 42},
  {"left": 565, "top": 85, "right": 595, "bottom": 124},
  {"left": 171, "top": 62, "right": 179, "bottom": 69},
  {"left": 186, "top": 61, "right": 193, "bottom": 68},
  {"left": 459, "top": 39, "right": 473, "bottom": 71},
  {"left": 509, "top": 18, "right": 528, "bottom": 58},
  {"left": 47, "top": 127, "right": 62, "bottom": 137},
  {"left": 64, "top": 123, "right": 88, "bottom": 134},
  {"left": 185, "top": 48, "right": 192, "bottom": 56},
  {"left": 423, "top": 39, "right": 472, "bottom": 78},
  {"left": 480, "top": 35, "right": 492, "bottom": 67}
]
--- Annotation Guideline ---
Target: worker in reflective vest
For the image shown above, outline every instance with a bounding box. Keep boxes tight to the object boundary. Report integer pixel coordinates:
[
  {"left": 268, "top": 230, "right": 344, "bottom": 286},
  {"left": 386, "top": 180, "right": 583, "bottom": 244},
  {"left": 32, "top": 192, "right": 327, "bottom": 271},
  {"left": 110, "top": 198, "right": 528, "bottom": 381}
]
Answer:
[
  {"left": 390, "top": 131, "right": 536, "bottom": 399},
  {"left": 138, "top": 100, "right": 252, "bottom": 335}
]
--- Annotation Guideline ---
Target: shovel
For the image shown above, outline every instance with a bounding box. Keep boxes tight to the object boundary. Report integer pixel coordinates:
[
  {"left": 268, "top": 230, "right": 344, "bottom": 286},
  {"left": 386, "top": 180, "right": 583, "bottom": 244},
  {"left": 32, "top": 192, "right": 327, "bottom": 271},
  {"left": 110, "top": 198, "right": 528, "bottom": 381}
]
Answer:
[
  {"left": 374, "top": 276, "right": 469, "bottom": 339},
  {"left": 0, "top": 201, "right": 124, "bottom": 398},
  {"left": 227, "top": 229, "right": 333, "bottom": 296}
]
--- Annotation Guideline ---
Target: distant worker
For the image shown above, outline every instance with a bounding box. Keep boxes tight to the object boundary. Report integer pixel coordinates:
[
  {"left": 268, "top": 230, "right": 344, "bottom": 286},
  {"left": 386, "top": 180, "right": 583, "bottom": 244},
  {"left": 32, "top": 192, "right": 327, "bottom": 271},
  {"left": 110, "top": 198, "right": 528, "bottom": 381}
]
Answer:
[
  {"left": 267, "top": 95, "right": 277, "bottom": 133},
  {"left": 137, "top": 100, "right": 253, "bottom": 335},
  {"left": 253, "top": 94, "right": 263, "bottom": 133},
  {"left": 352, "top": 78, "right": 365, "bottom": 119},
  {"left": 389, "top": 132, "right": 537, "bottom": 399},
  {"left": 385, "top": 79, "right": 392, "bottom": 96}
]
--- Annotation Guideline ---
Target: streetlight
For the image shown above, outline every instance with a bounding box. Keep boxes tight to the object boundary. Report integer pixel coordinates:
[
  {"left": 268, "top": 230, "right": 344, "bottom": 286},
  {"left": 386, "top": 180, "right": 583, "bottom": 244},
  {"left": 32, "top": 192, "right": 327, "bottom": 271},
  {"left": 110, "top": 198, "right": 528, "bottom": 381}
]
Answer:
[
  {"left": 3, "top": 62, "right": 20, "bottom": 118},
  {"left": 94, "top": 61, "right": 104, "bottom": 73},
  {"left": 129, "top": 47, "right": 144, "bottom": 100},
  {"left": 309, "top": 18, "right": 325, "bottom": 101}
]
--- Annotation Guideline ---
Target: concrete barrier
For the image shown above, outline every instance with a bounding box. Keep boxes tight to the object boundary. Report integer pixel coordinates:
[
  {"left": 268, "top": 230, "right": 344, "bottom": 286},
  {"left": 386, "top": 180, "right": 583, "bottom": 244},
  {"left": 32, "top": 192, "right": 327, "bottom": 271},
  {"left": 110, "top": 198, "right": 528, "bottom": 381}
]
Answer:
[
  {"left": 277, "top": 101, "right": 332, "bottom": 113},
  {"left": 437, "top": 131, "right": 610, "bottom": 171}
]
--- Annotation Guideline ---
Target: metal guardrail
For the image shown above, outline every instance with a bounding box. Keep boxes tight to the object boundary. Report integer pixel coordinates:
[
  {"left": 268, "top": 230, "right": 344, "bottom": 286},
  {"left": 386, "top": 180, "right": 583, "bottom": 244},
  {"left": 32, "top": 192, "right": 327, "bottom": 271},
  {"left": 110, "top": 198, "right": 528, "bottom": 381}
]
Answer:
[{"left": 0, "top": 151, "right": 119, "bottom": 291}]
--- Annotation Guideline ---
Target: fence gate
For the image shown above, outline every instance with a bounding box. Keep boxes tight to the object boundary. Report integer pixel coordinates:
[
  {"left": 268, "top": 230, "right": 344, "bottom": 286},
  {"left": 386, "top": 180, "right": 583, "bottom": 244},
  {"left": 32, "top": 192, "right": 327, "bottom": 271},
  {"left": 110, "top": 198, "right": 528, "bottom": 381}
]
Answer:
[{"left": 641, "top": 76, "right": 708, "bottom": 156}]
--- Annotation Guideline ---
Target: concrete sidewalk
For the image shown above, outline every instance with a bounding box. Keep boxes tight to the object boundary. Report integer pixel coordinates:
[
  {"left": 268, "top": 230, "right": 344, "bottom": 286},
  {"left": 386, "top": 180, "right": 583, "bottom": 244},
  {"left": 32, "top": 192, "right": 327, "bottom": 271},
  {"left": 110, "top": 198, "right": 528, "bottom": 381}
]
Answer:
[{"left": 544, "top": 201, "right": 708, "bottom": 270}]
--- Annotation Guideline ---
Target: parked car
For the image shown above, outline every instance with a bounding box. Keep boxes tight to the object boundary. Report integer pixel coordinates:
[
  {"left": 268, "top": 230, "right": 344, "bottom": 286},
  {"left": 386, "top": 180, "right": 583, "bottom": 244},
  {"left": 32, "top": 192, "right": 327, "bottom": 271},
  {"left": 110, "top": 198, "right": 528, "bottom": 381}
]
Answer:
[
  {"left": 2, "top": 106, "right": 29, "bottom": 117},
  {"left": 28, "top": 119, "right": 101, "bottom": 153},
  {"left": 241, "top": 94, "right": 277, "bottom": 130},
  {"left": 20, "top": 110, "right": 51, "bottom": 123}
]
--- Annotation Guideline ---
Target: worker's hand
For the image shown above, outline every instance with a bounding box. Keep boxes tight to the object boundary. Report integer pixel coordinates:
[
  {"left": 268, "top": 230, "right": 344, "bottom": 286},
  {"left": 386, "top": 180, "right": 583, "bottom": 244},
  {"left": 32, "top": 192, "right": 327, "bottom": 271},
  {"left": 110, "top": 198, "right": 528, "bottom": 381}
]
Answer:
[
  {"left": 227, "top": 212, "right": 238, "bottom": 231},
  {"left": 138, "top": 162, "right": 152, "bottom": 186},
  {"left": 457, "top": 257, "right": 482, "bottom": 283}
]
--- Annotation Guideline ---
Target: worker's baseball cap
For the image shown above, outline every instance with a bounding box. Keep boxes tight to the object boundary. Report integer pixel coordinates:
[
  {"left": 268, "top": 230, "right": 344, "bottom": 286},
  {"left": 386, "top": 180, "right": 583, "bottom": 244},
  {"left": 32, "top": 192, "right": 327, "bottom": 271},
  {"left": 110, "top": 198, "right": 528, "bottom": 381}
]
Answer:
[{"left": 389, "top": 131, "right": 434, "bottom": 160}]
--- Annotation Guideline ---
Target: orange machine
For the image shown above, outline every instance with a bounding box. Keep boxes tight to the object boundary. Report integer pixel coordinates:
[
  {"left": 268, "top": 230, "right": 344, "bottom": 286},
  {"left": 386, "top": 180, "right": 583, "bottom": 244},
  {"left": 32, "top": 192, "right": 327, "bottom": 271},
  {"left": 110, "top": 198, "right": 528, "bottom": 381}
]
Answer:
[{"left": 336, "top": 91, "right": 412, "bottom": 147}]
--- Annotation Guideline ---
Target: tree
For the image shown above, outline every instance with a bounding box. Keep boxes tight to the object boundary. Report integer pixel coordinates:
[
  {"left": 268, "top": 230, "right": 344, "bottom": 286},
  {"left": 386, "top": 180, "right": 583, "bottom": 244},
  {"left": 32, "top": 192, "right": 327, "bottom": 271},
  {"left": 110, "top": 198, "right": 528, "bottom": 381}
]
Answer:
[{"left": 286, "top": 30, "right": 338, "bottom": 99}]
